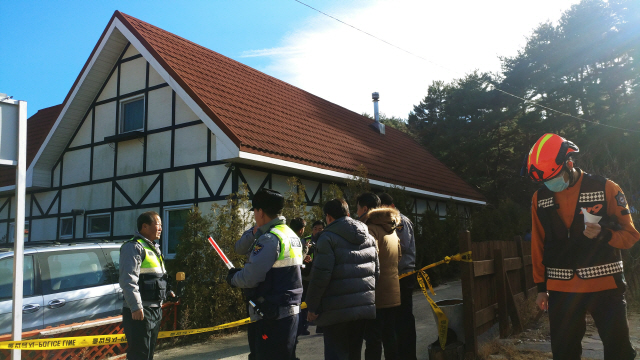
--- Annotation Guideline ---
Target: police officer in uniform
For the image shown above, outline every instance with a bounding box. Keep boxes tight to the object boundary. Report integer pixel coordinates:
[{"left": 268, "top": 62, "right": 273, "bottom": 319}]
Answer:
[
  {"left": 226, "top": 189, "right": 303, "bottom": 360},
  {"left": 525, "top": 134, "right": 639, "bottom": 360},
  {"left": 120, "top": 211, "right": 174, "bottom": 360}
]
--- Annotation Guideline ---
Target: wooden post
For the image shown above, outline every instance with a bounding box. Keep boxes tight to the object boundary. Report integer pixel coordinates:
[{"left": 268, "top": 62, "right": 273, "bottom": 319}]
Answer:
[
  {"left": 494, "top": 248, "right": 510, "bottom": 338},
  {"left": 459, "top": 231, "right": 477, "bottom": 359},
  {"left": 515, "top": 236, "right": 529, "bottom": 297},
  {"left": 505, "top": 276, "right": 523, "bottom": 333}
]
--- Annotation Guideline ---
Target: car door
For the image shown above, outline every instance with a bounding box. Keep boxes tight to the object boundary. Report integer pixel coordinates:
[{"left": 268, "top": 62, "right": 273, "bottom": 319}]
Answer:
[
  {"left": 100, "top": 244, "right": 124, "bottom": 311},
  {"left": 38, "top": 247, "right": 118, "bottom": 328},
  {"left": 0, "top": 253, "right": 44, "bottom": 335}
]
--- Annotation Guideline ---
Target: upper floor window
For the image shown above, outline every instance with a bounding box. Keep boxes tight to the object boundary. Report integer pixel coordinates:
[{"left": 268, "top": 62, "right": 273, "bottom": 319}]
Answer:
[{"left": 120, "top": 95, "right": 145, "bottom": 133}]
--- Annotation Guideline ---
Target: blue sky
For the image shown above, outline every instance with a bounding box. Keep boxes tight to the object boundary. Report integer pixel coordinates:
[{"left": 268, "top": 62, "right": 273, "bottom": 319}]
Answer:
[{"left": 2, "top": 0, "right": 579, "bottom": 119}]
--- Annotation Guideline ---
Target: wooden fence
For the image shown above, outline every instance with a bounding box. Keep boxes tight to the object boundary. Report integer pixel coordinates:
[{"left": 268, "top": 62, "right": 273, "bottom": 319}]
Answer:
[{"left": 460, "top": 231, "right": 537, "bottom": 359}]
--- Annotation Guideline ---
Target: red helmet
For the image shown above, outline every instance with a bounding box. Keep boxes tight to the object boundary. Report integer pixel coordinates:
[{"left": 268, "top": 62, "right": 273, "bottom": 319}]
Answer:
[{"left": 526, "top": 133, "right": 579, "bottom": 182}]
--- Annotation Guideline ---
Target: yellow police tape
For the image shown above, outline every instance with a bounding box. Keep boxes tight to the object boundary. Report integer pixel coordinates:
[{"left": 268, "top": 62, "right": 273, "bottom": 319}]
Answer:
[
  {"left": 0, "top": 303, "right": 308, "bottom": 350},
  {"left": 403, "top": 251, "right": 472, "bottom": 350},
  {"left": 0, "top": 251, "right": 471, "bottom": 351}
]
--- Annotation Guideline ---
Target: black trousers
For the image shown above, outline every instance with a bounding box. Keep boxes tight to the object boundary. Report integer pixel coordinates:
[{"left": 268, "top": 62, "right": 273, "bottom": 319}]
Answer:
[
  {"left": 396, "top": 276, "right": 417, "bottom": 360},
  {"left": 122, "top": 306, "right": 162, "bottom": 360},
  {"left": 323, "top": 319, "right": 366, "bottom": 360},
  {"left": 548, "top": 288, "right": 637, "bottom": 360},
  {"left": 254, "top": 315, "right": 298, "bottom": 360},
  {"left": 364, "top": 307, "right": 399, "bottom": 360}
]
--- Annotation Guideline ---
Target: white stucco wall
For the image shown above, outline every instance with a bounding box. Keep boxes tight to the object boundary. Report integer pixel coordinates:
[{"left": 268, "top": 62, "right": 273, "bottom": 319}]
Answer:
[
  {"left": 175, "top": 95, "right": 198, "bottom": 125},
  {"left": 62, "top": 148, "right": 91, "bottom": 186},
  {"left": 119, "top": 57, "right": 146, "bottom": 96},
  {"left": 114, "top": 175, "right": 158, "bottom": 207},
  {"left": 61, "top": 182, "right": 112, "bottom": 213},
  {"left": 163, "top": 169, "right": 195, "bottom": 202},
  {"left": 94, "top": 102, "right": 116, "bottom": 141},
  {"left": 147, "top": 87, "right": 172, "bottom": 130},
  {"left": 199, "top": 164, "right": 231, "bottom": 198},
  {"left": 30, "top": 218, "right": 57, "bottom": 242},
  {"left": 69, "top": 110, "right": 92, "bottom": 148},
  {"left": 33, "top": 191, "right": 59, "bottom": 216},
  {"left": 122, "top": 45, "right": 140, "bottom": 59},
  {"left": 114, "top": 208, "right": 157, "bottom": 236},
  {"left": 97, "top": 69, "right": 118, "bottom": 102},
  {"left": 146, "top": 131, "right": 171, "bottom": 171},
  {"left": 174, "top": 123, "right": 207, "bottom": 167},
  {"left": 116, "top": 139, "right": 144, "bottom": 176},
  {"left": 93, "top": 144, "right": 115, "bottom": 180},
  {"left": 148, "top": 65, "right": 165, "bottom": 88}
]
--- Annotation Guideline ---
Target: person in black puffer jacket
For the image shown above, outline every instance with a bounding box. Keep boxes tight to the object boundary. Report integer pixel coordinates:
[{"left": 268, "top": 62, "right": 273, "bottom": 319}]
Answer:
[{"left": 306, "top": 198, "right": 379, "bottom": 360}]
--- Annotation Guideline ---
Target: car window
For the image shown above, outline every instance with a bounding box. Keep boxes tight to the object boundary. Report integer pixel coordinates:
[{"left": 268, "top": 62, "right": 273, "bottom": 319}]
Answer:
[
  {"left": 0, "top": 256, "right": 36, "bottom": 300},
  {"left": 108, "top": 250, "right": 119, "bottom": 272},
  {"left": 39, "top": 250, "right": 109, "bottom": 294}
]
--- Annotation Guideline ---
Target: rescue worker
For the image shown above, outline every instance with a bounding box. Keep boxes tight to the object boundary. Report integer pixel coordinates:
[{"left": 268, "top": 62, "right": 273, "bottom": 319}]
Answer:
[
  {"left": 226, "top": 189, "right": 303, "bottom": 360},
  {"left": 120, "top": 211, "right": 174, "bottom": 360},
  {"left": 525, "top": 133, "right": 639, "bottom": 360}
]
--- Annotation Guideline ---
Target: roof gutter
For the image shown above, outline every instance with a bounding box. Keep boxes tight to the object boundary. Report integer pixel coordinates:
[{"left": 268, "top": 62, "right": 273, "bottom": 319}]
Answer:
[{"left": 237, "top": 151, "right": 486, "bottom": 205}]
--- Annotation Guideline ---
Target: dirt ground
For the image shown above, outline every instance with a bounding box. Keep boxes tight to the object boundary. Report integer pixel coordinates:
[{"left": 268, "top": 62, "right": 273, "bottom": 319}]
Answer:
[{"left": 477, "top": 301, "right": 640, "bottom": 360}]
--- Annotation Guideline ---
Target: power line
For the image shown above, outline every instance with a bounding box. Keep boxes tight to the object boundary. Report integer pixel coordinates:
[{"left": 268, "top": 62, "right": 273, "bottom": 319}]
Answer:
[{"left": 293, "top": 0, "right": 640, "bottom": 134}]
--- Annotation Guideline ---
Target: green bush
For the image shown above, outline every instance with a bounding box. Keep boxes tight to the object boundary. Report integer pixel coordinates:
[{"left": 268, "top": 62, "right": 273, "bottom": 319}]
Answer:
[{"left": 173, "top": 185, "right": 252, "bottom": 338}]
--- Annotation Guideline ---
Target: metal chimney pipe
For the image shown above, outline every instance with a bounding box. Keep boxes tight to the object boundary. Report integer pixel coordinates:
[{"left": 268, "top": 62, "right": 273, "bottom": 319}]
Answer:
[
  {"left": 372, "top": 92, "right": 380, "bottom": 122},
  {"left": 370, "top": 92, "right": 385, "bottom": 134}
]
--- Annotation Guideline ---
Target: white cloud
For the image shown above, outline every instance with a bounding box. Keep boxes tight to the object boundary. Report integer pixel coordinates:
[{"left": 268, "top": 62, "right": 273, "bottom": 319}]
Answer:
[
  {"left": 249, "top": 0, "right": 581, "bottom": 119},
  {"left": 240, "top": 47, "right": 303, "bottom": 58}
]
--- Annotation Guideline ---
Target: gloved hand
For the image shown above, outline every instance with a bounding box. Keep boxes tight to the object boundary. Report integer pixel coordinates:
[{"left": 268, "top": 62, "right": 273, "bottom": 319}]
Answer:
[
  {"left": 226, "top": 268, "right": 241, "bottom": 288},
  {"left": 253, "top": 300, "right": 279, "bottom": 320}
]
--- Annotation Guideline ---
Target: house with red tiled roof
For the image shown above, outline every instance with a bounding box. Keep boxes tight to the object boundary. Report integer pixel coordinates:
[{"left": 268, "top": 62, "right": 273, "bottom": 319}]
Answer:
[{"left": 0, "top": 11, "right": 484, "bottom": 257}]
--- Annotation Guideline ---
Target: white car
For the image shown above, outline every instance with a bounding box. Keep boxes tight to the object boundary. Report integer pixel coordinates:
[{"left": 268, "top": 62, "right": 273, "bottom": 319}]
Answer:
[{"left": 0, "top": 240, "right": 126, "bottom": 334}]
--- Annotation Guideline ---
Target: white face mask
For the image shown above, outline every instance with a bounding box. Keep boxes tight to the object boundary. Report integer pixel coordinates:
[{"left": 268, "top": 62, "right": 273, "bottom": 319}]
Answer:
[{"left": 545, "top": 173, "right": 569, "bottom": 192}]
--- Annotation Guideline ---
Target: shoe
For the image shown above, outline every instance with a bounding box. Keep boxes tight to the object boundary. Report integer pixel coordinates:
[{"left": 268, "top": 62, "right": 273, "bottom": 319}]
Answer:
[{"left": 300, "top": 330, "right": 310, "bottom": 336}]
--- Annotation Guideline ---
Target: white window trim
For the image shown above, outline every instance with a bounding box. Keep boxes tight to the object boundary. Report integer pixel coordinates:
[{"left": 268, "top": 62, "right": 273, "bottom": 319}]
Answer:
[
  {"left": 86, "top": 213, "right": 111, "bottom": 237},
  {"left": 59, "top": 216, "right": 74, "bottom": 239},
  {"left": 163, "top": 204, "right": 193, "bottom": 259},
  {"left": 119, "top": 94, "right": 146, "bottom": 134}
]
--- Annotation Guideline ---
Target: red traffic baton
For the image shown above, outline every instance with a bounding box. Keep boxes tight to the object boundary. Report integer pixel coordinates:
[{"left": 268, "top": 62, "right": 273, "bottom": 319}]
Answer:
[{"left": 207, "top": 236, "right": 235, "bottom": 269}]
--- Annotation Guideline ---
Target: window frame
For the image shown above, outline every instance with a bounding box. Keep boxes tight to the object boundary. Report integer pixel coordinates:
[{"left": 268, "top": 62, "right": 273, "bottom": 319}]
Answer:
[
  {"left": 86, "top": 213, "right": 111, "bottom": 237},
  {"left": 119, "top": 94, "right": 145, "bottom": 134},
  {"left": 162, "top": 204, "right": 193, "bottom": 259},
  {"left": 59, "top": 217, "right": 74, "bottom": 239}
]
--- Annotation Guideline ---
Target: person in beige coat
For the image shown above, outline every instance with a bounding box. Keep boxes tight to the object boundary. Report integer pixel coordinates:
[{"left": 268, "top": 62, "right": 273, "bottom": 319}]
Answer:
[{"left": 357, "top": 192, "right": 401, "bottom": 360}]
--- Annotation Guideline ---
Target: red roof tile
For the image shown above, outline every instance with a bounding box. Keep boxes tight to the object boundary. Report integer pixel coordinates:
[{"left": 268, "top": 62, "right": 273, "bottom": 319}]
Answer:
[
  {"left": 0, "top": 104, "right": 62, "bottom": 187},
  {"left": 115, "top": 12, "right": 484, "bottom": 202}
]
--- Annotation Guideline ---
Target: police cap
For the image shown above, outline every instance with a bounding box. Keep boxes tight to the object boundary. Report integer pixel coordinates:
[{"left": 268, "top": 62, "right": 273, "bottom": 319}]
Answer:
[{"left": 250, "top": 189, "right": 285, "bottom": 214}]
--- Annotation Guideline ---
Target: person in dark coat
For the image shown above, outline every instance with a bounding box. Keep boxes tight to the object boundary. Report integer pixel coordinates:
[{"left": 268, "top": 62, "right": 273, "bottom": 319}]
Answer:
[{"left": 306, "top": 198, "right": 379, "bottom": 360}]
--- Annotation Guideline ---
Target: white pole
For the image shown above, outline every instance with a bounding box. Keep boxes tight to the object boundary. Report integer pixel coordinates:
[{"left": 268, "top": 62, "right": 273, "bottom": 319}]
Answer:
[{"left": 11, "top": 100, "right": 27, "bottom": 360}]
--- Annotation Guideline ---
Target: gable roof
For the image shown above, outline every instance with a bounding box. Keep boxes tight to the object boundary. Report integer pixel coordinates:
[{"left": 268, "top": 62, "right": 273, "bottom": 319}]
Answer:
[
  {"left": 18, "top": 11, "right": 484, "bottom": 204},
  {"left": 0, "top": 105, "right": 62, "bottom": 187},
  {"left": 115, "top": 12, "right": 484, "bottom": 203}
]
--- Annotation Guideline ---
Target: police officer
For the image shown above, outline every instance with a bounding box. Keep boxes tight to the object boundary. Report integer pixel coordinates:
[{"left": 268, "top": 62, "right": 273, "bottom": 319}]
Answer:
[
  {"left": 525, "top": 134, "right": 639, "bottom": 360},
  {"left": 120, "top": 211, "right": 174, "bottom": 360},
  {"left": 226, "top": 189, "right": 303, "bottom": 360}
]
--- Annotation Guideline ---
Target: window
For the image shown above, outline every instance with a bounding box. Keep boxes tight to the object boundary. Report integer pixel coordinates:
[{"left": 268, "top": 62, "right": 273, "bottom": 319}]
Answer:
[
  {"left": 59, "top": 217, "right": 74, "bottom": 239},
  {"left": 8, "top": 221, "right": 29, "bottom": 243},
  {"left": 39, "top": 250, "right": 108, "bottom": 294},
  {"left": 87, "top": 214, "right": 111, "bottom": 237},
  {"left": 0, "top": 256, "right": 35, "bottom": 300},
  {"left": 163, "top": 206, "right": 191, "bottom": 259},
  {"left": 120, "top": 96, "right": 145, "bottom": 133}
]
